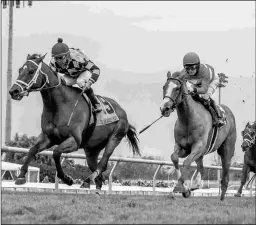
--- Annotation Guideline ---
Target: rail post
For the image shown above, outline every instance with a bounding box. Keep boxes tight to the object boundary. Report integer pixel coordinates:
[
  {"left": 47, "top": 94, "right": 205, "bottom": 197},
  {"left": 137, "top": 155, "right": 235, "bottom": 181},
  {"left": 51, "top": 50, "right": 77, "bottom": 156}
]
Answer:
[
  {"left": 108, "top": 161, "right": 119, "bottom": 194},
  {"left": 153, "top": 165, "right": 162, "bottom": 195},
  {"left": 190, "top": 169, "right": 197, "bottom": 188},
  {"left": 247, "top": 173, "right": 255, "bottom": 197}
]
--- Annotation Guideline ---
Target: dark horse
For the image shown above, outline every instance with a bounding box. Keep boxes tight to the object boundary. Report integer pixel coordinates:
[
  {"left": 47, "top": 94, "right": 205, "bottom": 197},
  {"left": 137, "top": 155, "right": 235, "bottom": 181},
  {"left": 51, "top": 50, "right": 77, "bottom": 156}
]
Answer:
[
  {"left": 9, "top": 53, "right": 141, "bottom": 192},
  {"left": 160, "top": 71, "right": 236, "bottom": 201},
  {"left": 235, "top": 121, "right": 256, "bottom": 197}
]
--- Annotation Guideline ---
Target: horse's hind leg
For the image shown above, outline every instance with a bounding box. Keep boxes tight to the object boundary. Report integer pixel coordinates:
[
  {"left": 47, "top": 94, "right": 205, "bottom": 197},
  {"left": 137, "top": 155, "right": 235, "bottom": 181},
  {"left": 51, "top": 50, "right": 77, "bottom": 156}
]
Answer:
[
  {"left": 235, "top": 163, "right": 250, "bottom": 197},
  {"left": 83, "top": 134, "right": 124, "bottom": 194},
  {"left": 53, "top": 136, "right": 79, "bottom": 186},
  {"left": 92, "top": 122, "right": 127, "bottom": 179},
  {"left": 15, "top": 133, "right": 52, "bottom": 185},
  {"left": 218, "top": 134, "right": 236, "bottom": 201},
  {"left": 81, "top": 150, "right": 101, "bottom": 189}
]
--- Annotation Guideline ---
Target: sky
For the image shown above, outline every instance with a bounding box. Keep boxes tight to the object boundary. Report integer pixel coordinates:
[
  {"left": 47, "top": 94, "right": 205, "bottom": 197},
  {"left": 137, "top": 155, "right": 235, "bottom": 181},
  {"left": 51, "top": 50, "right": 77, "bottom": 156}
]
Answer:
[
  {"left": 1, "top": 1, "right": 255, "bottom": 74},
  {"left": 1, "top": 1, "right": 255, "bottom": 164}
]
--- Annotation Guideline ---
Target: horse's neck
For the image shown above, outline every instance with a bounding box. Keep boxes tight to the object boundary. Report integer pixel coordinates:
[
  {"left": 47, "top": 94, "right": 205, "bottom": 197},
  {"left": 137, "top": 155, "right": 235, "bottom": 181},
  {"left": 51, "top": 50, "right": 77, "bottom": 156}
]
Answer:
[
  {"left": 40, "top": 65, "right": 75, "bottom": 111},
  {"left": 251, "top": 143, "right": 256, "bottom": 159},
  {"left": 176, "top": 95, "right": 199, "bottom": 125},
  {"left": 40, "top": 86, "right": 66, "bottom": 111}
]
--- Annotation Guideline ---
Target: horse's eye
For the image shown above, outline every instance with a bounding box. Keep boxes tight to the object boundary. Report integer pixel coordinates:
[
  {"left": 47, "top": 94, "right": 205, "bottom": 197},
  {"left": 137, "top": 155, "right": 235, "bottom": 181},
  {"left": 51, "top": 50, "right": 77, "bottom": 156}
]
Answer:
[{"left": 29, "top": 70, "right": 35, "bottom": 74}]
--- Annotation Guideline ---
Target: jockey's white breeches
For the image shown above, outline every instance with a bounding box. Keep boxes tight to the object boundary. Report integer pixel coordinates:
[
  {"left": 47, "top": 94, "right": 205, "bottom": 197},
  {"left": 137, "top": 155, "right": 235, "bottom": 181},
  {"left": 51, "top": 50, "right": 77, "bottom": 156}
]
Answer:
[{"left": 200, "top": 69, "right": 219, "bottom": 100}]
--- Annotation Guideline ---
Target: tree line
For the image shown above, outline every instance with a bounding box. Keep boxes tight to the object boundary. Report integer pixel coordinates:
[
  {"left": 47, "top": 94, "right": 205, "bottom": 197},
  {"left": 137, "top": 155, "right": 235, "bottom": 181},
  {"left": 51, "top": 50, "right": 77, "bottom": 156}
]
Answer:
[{"left": 3, "top": 133, "right": 244, "bottom": 183}]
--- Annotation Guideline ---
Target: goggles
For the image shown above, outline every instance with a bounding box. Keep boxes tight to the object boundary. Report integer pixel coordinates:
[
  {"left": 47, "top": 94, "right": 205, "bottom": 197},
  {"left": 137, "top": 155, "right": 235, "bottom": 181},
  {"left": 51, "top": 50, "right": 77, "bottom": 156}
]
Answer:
[
  {"left": 55, "top": 55, "right": 66, "bottom": 61},
  {"left": 184, "top": 64, "right": 198, "bottom": 72}
]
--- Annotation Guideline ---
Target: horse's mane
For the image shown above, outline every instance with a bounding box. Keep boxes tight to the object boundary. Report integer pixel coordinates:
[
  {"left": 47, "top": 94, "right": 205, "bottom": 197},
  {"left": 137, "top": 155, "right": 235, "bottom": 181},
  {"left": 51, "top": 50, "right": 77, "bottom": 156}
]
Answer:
[
  {"left": 27, "top": 53, "right": 42, "bottom": 60},
  {"left": 26, "top": 53, "right": 63, "bottom": 83},
  {"left": 172, "top": 71, "right": 181, "bottom": 79}
]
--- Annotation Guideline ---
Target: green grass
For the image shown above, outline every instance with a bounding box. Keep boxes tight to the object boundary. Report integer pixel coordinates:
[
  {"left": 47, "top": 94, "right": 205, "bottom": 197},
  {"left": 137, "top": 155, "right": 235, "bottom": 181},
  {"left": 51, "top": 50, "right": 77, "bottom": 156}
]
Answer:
[{"left": 1, "top": 191, "right": 255, "bottom": 224}]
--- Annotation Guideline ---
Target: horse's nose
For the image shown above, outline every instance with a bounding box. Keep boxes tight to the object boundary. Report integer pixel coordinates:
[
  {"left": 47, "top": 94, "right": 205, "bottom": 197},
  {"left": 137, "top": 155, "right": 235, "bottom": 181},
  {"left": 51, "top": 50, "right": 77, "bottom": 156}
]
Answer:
[
  {"left": 9, "top": 88, "right": 18, "bottom": 96},
  {"left": 9, "top": 88, "right": 20, "bottom": 99}
]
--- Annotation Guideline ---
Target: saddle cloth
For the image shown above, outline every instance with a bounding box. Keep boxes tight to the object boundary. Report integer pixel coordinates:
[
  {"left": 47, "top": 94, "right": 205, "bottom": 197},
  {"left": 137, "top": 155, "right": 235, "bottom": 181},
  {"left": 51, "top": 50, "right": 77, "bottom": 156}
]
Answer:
[
  {"left": 82, "top": 93, "right": 119, "bottom": 127},
  {"left": 59, "top": 75, "right": 119, "bottom": 126}
]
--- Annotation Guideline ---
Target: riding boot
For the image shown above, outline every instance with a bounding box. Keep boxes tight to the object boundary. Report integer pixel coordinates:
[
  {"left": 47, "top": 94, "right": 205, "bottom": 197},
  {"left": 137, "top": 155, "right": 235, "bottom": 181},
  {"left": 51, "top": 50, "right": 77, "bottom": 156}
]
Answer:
[
  {"left": 84, "top": 88, "right": 102, "bottom": 113},
  {"left": 209, "top": 98, "right": 225, "bottom": 127}
]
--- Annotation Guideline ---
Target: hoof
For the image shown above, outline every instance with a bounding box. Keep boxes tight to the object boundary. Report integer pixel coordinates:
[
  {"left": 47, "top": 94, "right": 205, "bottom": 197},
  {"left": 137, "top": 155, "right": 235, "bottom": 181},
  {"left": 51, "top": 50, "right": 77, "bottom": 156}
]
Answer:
[
  {"left": 168, "top": 192, "right": 175, "bottom": 200},
  {"left": 80, "top": 181, "right": 90, "bottom": 189},
  {"left": 220, "top": 194, "right": 225, "bottom": 201},
  {"left": 234, "top": 193, "right": 241, "bottom": 197},
  {"left": 182, "top": 189, "right": 191, "bottom": 198},
  {"left": 95, "top": 190, "right": 101, "bottom": 197},
  {"left": 63, "top": 175, "right": 74, "bottom": 186},
  {"left": 173, "top": 184, "right": 183, "bottom": 193},
  {"left": 15, "top": 178, "right": 26, "bottom": 185},
  {"left": 190, "top": 187, "right": 199, "bottom": 191}
]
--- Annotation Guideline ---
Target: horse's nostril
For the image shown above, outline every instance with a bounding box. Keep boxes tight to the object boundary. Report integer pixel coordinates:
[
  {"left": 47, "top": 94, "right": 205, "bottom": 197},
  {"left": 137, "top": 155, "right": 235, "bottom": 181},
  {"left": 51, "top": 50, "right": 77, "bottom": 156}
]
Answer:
[{"left": 9, "top": 89, "right": 19, "bottom": 97}]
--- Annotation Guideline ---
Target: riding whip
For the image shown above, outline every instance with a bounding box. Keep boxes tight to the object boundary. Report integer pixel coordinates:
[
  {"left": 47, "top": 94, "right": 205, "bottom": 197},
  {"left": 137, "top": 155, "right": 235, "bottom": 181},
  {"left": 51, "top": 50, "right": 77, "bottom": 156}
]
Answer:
[
  {"left": 139, "top": 115, "right": 163, "bottom": 134},
  {"left": 67, "top": 86, "right": 87, "bottom": 127}
]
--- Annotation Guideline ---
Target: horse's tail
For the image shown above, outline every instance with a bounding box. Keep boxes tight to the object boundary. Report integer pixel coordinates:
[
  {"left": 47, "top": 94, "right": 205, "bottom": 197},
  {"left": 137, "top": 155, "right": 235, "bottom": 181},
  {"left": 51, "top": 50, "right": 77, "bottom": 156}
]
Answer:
[{"left": 126, "top": 124, "right": 141, "bottom": 156}]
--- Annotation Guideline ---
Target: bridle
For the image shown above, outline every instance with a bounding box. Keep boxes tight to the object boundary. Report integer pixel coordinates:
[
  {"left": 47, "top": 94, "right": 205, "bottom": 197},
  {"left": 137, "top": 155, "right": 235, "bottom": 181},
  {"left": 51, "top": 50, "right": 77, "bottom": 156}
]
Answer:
[
  {"left": 242, "top": 126, "right": 256, "bottom": 148},
  {"left": 14, "top": 59, "right": 61, "bottom": 96},
  {"left": 163, "top": 77, "right": 189, "bottom": 109}
]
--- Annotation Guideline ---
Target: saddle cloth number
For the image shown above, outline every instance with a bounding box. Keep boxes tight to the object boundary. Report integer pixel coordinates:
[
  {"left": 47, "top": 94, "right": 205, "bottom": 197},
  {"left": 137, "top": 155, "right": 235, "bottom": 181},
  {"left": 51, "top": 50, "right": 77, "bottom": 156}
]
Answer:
[{"left": 100, "top": 97, "right": 115, "bottom": 114}]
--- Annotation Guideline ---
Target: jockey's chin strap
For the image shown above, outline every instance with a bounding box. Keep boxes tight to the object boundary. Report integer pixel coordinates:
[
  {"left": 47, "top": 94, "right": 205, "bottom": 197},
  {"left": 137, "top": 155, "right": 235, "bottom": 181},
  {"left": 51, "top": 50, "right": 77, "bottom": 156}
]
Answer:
[{"left": 15, "top": 60, "right": 61, "bottom": 96}]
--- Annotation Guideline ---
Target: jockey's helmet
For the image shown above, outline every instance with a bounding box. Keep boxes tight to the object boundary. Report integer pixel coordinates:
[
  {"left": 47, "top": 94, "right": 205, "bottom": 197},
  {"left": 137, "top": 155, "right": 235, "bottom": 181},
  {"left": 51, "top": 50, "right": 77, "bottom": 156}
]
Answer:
[
  {"left": 51, "top": 38, "right": 70, "bottom": 69},
  {"left": 183, "top": 52, "right": 200, "bottom": 76}
]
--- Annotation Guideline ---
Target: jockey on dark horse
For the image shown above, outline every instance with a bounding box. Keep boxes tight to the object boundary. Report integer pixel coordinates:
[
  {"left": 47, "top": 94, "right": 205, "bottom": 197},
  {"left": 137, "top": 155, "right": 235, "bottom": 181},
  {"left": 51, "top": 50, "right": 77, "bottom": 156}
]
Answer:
[
  {"left": 49, "top": 38, "right": 102, "bottom": 113},
  {"left": 180, "top": 52, "right": 225, "bottom": 127}
]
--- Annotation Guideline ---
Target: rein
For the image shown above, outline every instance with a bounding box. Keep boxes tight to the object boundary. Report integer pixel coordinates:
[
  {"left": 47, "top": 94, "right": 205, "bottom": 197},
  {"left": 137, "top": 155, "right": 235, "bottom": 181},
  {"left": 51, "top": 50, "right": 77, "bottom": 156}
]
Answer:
[{"left": 15, "top": 60, "right": 62, "bottom": 95}]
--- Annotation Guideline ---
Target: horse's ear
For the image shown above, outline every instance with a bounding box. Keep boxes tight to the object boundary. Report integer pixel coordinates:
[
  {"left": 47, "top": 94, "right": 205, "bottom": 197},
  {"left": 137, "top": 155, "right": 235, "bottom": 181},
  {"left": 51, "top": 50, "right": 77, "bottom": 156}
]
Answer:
[
  {"left": 40, "top": 53, "right": 47, "bottom": 61},
  {"left": 167, "top": 71, "right": 172, "bottom": 79},
  {"left": 27, "top": 54, "right": 31, "bottom": 60}
]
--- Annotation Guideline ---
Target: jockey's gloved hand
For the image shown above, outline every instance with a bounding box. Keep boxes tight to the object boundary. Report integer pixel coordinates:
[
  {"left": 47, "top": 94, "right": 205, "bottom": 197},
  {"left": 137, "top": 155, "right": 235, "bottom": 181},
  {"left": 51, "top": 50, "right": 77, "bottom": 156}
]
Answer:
[
  {"left": 187, "top": 85, "right": 194, "bottom": 93},
  {"left": 202, "top": 93, "right": 211, "bottom": 100}
]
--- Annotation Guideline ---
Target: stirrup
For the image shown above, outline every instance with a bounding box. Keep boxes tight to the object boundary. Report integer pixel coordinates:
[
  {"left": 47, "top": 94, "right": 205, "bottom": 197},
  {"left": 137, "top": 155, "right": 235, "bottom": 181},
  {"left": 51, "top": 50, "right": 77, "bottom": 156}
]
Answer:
[{"left": 217, "top": 118, "right": 226, "bottom": 127}]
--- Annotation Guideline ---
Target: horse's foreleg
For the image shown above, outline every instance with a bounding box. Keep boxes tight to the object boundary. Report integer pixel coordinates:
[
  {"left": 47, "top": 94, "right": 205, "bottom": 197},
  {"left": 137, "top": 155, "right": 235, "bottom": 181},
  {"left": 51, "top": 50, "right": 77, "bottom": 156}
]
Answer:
[
  {"left": 171, "top": 144, "right": 188, "bottom": 194},
  {"left": 193, "top": 156, "right": 204, "bottom": 189},
  {"left": 235, "top": 162, "right": 250, "bottom": 197},
  {"left": 171, "top": 144, "right": 188, "bottom": 180},
  {"left": 52, "top": 136, "right": 79, "bottom": 186},
  {"left": 16, "top": 133, "right": 52, "bottom": 185},
  {"left": 179, "top": 142, "right": 204, "bottom": 198}
]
